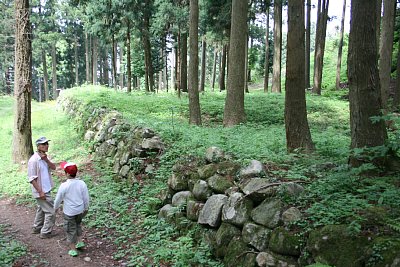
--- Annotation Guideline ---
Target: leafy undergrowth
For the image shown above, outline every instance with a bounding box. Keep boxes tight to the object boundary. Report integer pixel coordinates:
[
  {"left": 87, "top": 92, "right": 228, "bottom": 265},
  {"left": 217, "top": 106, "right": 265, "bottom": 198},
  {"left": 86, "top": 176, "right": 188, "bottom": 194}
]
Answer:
[
  {"left": 1, "top": 85, "right": 400, "bottom": 266},
  {"left": 0, "top": 224, "right": 27, "bottom": 266}
]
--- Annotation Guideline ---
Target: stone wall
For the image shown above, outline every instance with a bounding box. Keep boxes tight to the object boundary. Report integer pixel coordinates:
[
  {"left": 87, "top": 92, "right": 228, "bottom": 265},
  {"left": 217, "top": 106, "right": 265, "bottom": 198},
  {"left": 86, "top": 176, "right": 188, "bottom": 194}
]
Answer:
[
  {"left": 58, "top": 95, "right": 400, "bottom": 267},
  {"left": 58, "top": 96, "right": 164, "bottom": 183}
]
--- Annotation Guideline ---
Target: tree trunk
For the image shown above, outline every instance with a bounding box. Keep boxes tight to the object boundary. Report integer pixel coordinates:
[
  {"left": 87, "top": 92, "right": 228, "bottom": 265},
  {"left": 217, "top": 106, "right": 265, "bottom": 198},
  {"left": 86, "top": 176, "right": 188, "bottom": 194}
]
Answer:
[
  {"left": 271, "top": 0, "right": 282, "bottom": 93},
  {"left": 376, "top": 0, "right": 382, "bottom": 55},
  {"left": 285, "top": 0, "right": 315, "bottom": 153},
  {"left": 223, "top": 0, "right": 247, "bottom": 127},
  {"left": 13, "top": 0, "right": 34, "bottom": 163},
  {"left": 312, "top": 0, "right": 329, "bottom": 95},
  {"left": 92, "top": 37, "right": 98, "bottom": 85},
  {"left": 42, "top": 50, "right": 49, "bottom": 101},
  {"left": 142, "top": 15, "right": 154, "bottom": 92},
  {"left": 212, "top": 46, "right": 217, "bottom": 91},
  {"left": 305, "top": 0, "right": 311, "bottom": 89},
  {"left": 126, "top": 22, "right": 132, "bottom": 92},
  {"left": 348, "top": 0, "right": 388, "bottom": 167},
  {"left": 119, "top": 44, "right": 124, "bottom": 90},
  {"left": 103, "top": 48, "right": 109, "bottom": 86},
  {"left": 51, "top": 43, "right": 57, "bottom": 99},
  {"left": 188, "top": 0, "right": 202, "bottom": 125},
  {"left": 335, "top": 0, "right": 346, "bottom": 90},
  {"left": 379, "top": 0, "right": 396, "bottom": 109},
  {"left": 244, "top": 33, "right": 249, "bottom": 93},
  {"left": 85, "top": 32, "right": 90, "bottom": 84},
  {"left": 264, "top": 6, "right": 270, "bottom": 93},
  {"left": 112, "top": 36, "right": 117, "bottom": 90},
  {"left": 180, "top": 32, "right": 188, "bottom": 93},
  {"left": 199, "top": 37, "right": 207, "bottom": 92},
  {"left": 74, "top": 34, "right": 79, "bottom": 86},
  {"left": 219, "top": 43, "right": 227, "bottom": 91},
  {"left": 394, "top": 40, "right": 400, "bottom": 107}
]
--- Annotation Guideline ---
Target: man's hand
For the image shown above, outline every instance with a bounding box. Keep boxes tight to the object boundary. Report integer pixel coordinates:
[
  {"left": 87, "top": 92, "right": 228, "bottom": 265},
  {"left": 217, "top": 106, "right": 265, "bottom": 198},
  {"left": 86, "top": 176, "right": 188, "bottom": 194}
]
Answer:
[
  {"left": 39, "top": 152, "right": 48, "bottom": 160},
  {"left": 38, "top": 191, "right": 46, "bottom": 200}
]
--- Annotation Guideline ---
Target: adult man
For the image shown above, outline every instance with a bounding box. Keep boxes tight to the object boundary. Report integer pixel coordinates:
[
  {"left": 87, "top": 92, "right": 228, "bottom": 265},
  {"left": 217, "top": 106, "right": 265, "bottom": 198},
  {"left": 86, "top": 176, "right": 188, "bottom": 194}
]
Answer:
[{"left": 27, "top": 136, "right": 57, "bottom": 238}]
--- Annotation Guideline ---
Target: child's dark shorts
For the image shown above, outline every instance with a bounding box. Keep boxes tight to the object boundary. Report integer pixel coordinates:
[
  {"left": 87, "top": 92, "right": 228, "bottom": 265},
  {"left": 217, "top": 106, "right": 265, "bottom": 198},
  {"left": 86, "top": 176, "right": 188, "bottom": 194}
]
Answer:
[{"left": 63, "top": 213, "right": 85, "bottom": 243}]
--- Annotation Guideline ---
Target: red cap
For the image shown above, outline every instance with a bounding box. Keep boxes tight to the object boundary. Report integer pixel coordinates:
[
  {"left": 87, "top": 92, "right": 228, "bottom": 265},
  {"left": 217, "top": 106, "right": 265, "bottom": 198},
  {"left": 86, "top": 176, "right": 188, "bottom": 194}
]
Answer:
[{"left": 60, "top": 161, "right": 78, "bottom": 175}]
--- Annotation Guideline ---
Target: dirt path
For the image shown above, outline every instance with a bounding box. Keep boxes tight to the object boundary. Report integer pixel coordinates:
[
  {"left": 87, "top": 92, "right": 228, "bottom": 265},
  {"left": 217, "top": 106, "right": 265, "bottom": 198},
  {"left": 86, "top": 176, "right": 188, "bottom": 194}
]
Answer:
[{"left": 0, "top": 198, "right": 124, "bottom": 267}]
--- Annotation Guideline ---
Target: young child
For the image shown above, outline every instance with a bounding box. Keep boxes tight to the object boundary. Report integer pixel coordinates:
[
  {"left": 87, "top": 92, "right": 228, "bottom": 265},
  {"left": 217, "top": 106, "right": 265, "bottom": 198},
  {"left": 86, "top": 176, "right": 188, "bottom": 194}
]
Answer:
[{"left": 54, "top": 162, "right": 90, "bottom": 257}]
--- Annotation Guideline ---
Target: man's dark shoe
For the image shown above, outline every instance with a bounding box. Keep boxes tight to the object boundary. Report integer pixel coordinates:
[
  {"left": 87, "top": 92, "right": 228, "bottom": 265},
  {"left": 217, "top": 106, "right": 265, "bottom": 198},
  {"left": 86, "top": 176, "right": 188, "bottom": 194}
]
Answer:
[
  {"left": 39, "top": 232, "right": 54, "bottom": 239},
  {"left": 31, "top": 228, "right": 41, "bottom": 234}
]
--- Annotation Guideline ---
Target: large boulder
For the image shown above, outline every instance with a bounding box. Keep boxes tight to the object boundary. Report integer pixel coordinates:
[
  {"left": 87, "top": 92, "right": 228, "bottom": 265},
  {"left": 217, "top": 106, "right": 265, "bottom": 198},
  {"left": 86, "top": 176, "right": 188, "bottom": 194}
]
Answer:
[
  {"left": 241, "top": 178, "right": 277, "bottom": 203},
  {"left": 307, "top": 225, "right": 370, "bottom": 267},
  {"left": 268, "top": 227, "right": 302, "bottom": 257},
  {"left": 168, "top": 173, "right": 188, "bottom": 191},
  {"left": 240, "top": 160, "right": 266, "bottom": 178},
  {"left": 222, "top": 192, "right": 253, "bottom": 227},
  {"left": 205, "top": 147, "right": 225, "bottom": 163},
  {"left": 192, "top": 180, "right": 212, "bottom": 201},
  {"left": 198, "top": 164, "right": 219, "bottom": 179},
  {"left": 198, "top": 194, "right": 228, "bottom": 228},
  {"left": 282, "top": 207, "right": 302, "bottom": 225},
  {"left": 215, "top": 223, "right": 242, "bottom": 258},
  {"left": 365, "top": 237, "right": 400, "bottom": 267},
  {"left": 186, "top": 200, "right": 204, "bottom": 221},
  {"left": 251, "top": 199, "right": 283, "bottom": 229},
  {"left": 256, "top": 251, "right": 298, "bottom": 267},
  {"left": 171, "top": 191, "right": 193, "bottom": 208},
  {"left": 208, "top": 174, "right": 234, "bottom": 194},
  {"left": 224, "top": 236, "right": 256, "bottom": 267},
  {"left": 242, "top": 222, "right": 272, "bottom": 252}
]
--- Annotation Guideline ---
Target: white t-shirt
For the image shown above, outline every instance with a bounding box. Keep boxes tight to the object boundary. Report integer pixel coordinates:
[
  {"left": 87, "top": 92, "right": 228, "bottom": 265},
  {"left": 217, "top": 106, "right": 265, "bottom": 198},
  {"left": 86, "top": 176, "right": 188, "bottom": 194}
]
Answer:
[
  {"left": 39, "top": 160, "right": 52, "bottom": 193},
  {"left": 54, "top": 178, "right": 90, "bottom": 216}
]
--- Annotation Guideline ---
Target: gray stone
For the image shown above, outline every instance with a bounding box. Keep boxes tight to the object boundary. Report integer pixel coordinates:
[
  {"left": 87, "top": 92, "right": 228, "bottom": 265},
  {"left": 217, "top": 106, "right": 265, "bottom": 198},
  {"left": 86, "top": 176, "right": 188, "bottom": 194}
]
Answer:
[
  {"left": 171, "top": 191, "right": 193, "bottom": 207},
  {"left": 269, "top": 227, "right": 302, "bottom": 256},
  {"left": 120, "top": 151, "right": 132, "bottom": 166},
  {"left": 207, "top": 174, "right": 234, "bottom": 193},
  {"left": 198, "top": 194, "right": 228, "bottom": 228},
  {"left": 186, "top": 200, "right": 204, "bottom": 221},
  {"left": 242, "top": 223, "right": 271, "bottom": 252},
  {"left": 167, "top": 173, "right": 188, "bottom": 191},
  {"left": 119, "top": 165, "right": 130, "bottom": 178},
  {"left": 145, "top": 164, "right": 155, "bottom": 173},
  {"left": 84, "top": 130, "right": 95, "bottom": 140},
  {"left": 282, "top": 207, "right": 302, "bottom": 225},
  {"left": 222, "top": 192, "right": 253, "bottom": 227},
  {"left": 215, "top": 223, "right": 241, "bottom": 258},
  {"left": 241, "top": 178, "right": 277, "bottom": 203},
  {"left": 192, "top": 180, "right": 212, "bottom": 201},
  {"left": 283, "top": 183, "right": 305, "bottom": 197},
  {"left": 141, "top": 136, "right": 164, "bottom": 150},
  {"left": 205, "top": 146, "right": 225, "bottom": 163},
  {"left": 142, "top": 128, "right": 155, "bottom": 138},
  {"left": 251, "top": 199, "right": 283, "bottom": 228},
  {"left": 256, "top": 251, "right": 298, "bottom": 267},
  {"left": 197, "top": 164, "right": 218, "bottom": 179},
  {"left": 240, "top": 160, "right": 265, "bottom": 178}
]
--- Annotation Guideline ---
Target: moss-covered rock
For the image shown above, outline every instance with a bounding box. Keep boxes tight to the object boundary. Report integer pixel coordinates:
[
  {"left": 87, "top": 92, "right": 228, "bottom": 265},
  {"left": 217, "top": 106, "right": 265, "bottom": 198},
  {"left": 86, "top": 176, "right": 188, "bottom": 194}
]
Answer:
[
  {"left": 268, "top": 227, "right": 302, "bottom": 256},
  {"left": 198, "top": 163, "right": 219, "bottom": 179},
  {"left": 365, "top": 237, "right": 400, "bottom": 267},
  {"left": 242, "top": 222, "right": 271, "bottom": 252},
  {"left": 251, "top": 198, "right": 283, "bottom": 229},
  {"left": 224, "top": 236, "right": 256, "bottom": 267},
  {"left": 307, "top": 225, "right": 370, "bottom": 267},
  {"left": 208, "top": 174, "right": 234, "bottom": 193},
  {"left": 216, "top": 161, "right": 242, "bottom": 177},
  {"left": 222, "top": 192, "right": 253, "bottom": 227},
  {"left": 215, "top": 223, "right": 242, "bottom": 258},
  {"left": 256, "top": 251, "right": 299, "bottom": 267}
]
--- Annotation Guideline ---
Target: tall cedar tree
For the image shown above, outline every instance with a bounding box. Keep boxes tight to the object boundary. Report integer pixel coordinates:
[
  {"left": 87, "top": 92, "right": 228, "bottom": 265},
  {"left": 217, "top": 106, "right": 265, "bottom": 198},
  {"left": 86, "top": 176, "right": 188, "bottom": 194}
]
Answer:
[
  {"left": 378, "top": 0, "right": 396, "bottom": 109},
  {"left": 263, "top": 4, "right": 270, "bottom": 93},
  {"left": 13, "top": 0, "right": 34, "bottom": 163},
  {"left": 188, "top": 0, "right": 202, "bottom": 125},
  {"left": 285, "top": 0, "right": 315, "bottom": 153},
  {"left": 312, "top": 0, "right": 329, "bottom": 95},
  {"left": 305, "top": 0, "right": 312, "bottom": 89},
  {"left": 223, "top": 0, "right": 248, "bottom": 126},
  {"left": 271, "top": 0, "right": 282, "bottom": 93},
  {"left": 335, "top": 0, "right": 346, "bottom": 90},
  {"left": 348, "top": 0, "right": 387, "bottom": 167}
]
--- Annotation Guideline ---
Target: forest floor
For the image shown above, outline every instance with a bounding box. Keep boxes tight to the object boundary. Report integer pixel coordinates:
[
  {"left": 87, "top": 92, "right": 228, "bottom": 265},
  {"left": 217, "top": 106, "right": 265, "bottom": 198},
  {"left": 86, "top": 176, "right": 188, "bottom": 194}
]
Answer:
[{"left": 0, "top": 161, "right": 128, "bottom": 267}]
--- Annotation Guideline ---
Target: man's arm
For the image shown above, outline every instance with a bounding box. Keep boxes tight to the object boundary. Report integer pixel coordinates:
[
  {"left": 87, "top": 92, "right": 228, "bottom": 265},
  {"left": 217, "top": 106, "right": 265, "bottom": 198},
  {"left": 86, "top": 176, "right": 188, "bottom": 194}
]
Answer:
[
  {"left": 39, "top": 152, "right": 56, "bottom": 170},
  {"left": 30, "top": 178, "right": 46, "bottom": 200}
]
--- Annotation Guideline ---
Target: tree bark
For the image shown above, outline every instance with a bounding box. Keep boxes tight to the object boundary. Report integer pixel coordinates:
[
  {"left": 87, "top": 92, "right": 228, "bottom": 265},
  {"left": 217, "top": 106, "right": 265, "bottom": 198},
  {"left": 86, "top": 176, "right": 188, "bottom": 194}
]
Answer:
[
  {"left": 13, "top": 0, "right": 34, "bottom": 163},
  {"left": 85, "top": 32, "right": 90, "bottom": 84},
  {"left": 126, "top": 22, "right": 132, "bottom": 92},
  {"left": 394, "top": 39, "right": 400, "bottom": 107},
  {"left": 188, "top": 0, "right": 202, "bottom": 125},
  {"left": 74, "top": 34, "right": 79, "bottom": 86},
  {"left": 219, "top": 43, "right": 227, "bottom": 91},
  {"left": 379, "top": 0, "right": 396, "bottom": 109},
  {"left": 92, "top": 37, "right": 98, "bottom": 85},
  {"left": 271, "top": 0, "right": 282, "bottom": 93},
  {"left": 199, "top": 37, "right": 207, "bottom": 92},
  {"left": 312, "top": 0, "right": 329, "bottom": 95},
  {"left": 119, "top": 44, "right": 124, "bottom": 90},
  {"left": 335, "top": 0, "right": 346, "bottom": 90},
  {"left": 244, "top": 33, "right": 249, "bottom": 93},
  {"left": 223, "top": 0, "right": 247, "bottom": 127},
  {"left": 42, "top": 50, "right": 49, "bottom": 101},
  {"left": 212, "top": 46, "right": 217, "bottom": 91},
  {"left": 348, "top": 0, "right": 388, "bottom": 167},
  {"left": 285, "top": 0, "right": 315, "bottom": 153},
  {"left": 51, "top": 43, "right": 57, "bottom": 99},
  {"left": 103, "top": 48, "right": 109, "bottom": 86},
  {"left": 305, "top": 0, "right": 311, "bottom": 89},
  {"left": 142, "top": 14, "right": 154, "bottom": 92},
  {"left": 180, "top": 32, "right": 188, "bottom": 93},
  {"left": 112, "top": 35, "right": 117, "bottom": 90},
  {"left": 264, "top": 6, "right": 270, "bottom": 93}
]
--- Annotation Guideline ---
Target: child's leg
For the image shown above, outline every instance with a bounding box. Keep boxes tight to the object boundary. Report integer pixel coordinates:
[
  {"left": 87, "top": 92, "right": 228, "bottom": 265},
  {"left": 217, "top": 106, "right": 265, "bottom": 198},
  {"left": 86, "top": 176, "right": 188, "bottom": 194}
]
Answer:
[{"left": 63, "top": 213, "right": 78, "bottom": 255}]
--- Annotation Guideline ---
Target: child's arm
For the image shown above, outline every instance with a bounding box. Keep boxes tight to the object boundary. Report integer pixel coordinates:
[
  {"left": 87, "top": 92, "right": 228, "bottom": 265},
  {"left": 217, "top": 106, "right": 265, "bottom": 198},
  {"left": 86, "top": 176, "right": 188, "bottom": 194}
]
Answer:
[{"left": 54, "top": 184, "right": 65, "bottom": 211}]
